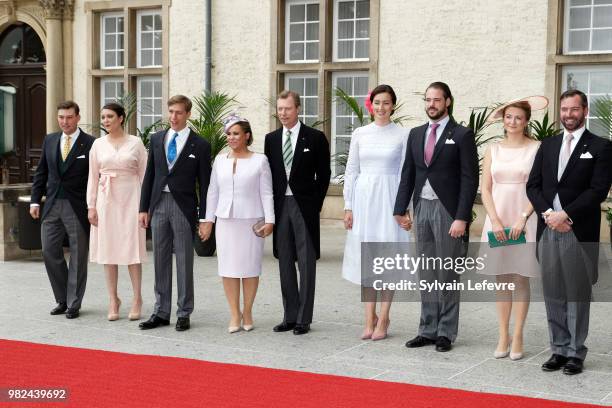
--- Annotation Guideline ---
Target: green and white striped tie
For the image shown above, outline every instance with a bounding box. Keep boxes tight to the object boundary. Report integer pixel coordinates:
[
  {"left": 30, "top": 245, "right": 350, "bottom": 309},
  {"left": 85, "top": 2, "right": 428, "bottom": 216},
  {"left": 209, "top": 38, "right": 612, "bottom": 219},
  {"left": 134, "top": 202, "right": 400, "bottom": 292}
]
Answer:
[{"left": 283, "top": 130, "right": 293, "bottom": 169}]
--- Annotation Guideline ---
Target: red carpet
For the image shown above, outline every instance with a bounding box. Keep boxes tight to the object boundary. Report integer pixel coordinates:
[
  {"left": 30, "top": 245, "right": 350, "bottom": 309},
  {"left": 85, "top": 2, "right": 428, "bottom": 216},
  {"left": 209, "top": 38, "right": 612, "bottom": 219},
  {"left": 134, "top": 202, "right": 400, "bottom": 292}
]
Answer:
[{"left": 0, "top": 339, "right": 604, "bottom": 407}]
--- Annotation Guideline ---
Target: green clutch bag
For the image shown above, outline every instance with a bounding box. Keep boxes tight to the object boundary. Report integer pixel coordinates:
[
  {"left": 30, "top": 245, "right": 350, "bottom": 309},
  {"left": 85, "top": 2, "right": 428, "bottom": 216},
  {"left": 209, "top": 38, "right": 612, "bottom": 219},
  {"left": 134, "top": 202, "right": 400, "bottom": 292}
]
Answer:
[{"left": 487, "top": 228, "right": 526, "bottom": 248}]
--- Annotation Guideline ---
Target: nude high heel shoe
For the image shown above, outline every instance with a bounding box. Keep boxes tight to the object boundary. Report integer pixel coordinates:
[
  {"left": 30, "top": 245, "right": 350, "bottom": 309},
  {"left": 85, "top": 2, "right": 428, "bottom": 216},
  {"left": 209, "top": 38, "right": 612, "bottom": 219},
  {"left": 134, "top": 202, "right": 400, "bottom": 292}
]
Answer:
[
  {"left": 128, "top": 299, "right": 143, "bottom": 321},
  {"left": 108, "top": 298, "right": 121, "bottom": 321}
]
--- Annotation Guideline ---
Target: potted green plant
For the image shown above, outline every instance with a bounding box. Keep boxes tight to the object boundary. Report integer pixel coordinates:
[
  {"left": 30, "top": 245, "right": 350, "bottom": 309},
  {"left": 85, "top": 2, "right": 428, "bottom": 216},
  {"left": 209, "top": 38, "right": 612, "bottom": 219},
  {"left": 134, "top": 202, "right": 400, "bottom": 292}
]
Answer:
[{"left": 188, "top": 91, "right": 240, "bottom": 256}]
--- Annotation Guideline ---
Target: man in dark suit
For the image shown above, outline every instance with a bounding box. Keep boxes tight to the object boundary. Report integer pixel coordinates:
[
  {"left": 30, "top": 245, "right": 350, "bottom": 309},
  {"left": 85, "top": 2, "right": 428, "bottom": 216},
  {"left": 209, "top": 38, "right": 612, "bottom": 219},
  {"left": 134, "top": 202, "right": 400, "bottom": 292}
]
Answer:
[
  {"left": 264, "top": 90, "right": 330, "bottom": 335},
  {"left": 138, "top": 95, "right": 211, "bottom": 332},
  {"left": 394, "top": 82, "right": 479, "bottom": 352},
  {"left": 527, "top": 89, "right": 612, "bottom": 375},
  {"left": 30, "top": 100, "right": 95, "bottom": 319}
]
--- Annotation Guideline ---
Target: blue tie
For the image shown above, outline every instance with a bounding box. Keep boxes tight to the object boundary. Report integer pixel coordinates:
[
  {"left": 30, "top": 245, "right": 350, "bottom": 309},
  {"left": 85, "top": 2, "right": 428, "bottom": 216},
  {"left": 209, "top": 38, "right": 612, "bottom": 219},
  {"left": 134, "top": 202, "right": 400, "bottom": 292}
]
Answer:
[{"left": 168, "top": 132, "right": 179, "bottom": 164}]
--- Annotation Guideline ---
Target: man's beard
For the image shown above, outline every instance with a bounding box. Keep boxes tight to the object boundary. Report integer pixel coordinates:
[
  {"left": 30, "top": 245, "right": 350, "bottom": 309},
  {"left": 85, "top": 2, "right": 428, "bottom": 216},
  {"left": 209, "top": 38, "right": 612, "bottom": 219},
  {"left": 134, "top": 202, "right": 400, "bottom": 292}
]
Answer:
[
  {"left": 561, "top": 116, "right": 585, "bottom": 131},
  {"left": 426, "top": 107, "right": 447, "bottom": 121}
]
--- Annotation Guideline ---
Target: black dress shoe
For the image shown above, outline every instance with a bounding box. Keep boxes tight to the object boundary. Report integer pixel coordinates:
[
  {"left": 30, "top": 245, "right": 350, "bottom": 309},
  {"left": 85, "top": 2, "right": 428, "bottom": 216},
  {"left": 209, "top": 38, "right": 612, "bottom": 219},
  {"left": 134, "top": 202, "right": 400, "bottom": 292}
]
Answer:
[
  {"left": 273, "top": 322, "right": 296, "bottom": 332},
  {"left": 139, "top": 314, "right": 170, "bottom": 330},
  {"left": 405, "top": 335, "right": 436, "bottom": 348},
  {"left": 65, "top": 308, "right": 79, "bottom": 319},
  {"left": 541, "top": 354, "right": 568, "bottom": 371},
  {"left": 293, "top": 324, "right": 310, "bottom": 335},
  {"left": 563, "top": 357, "right": 584, "bottom": 375},
  {"left": 175, "top": 317, "right": 190, "bottom": 331},
  {"left": 50, "top": 303, "right": 67, "bottom": 315},
  {"left": 435, "top": 336, "right": 452, "bottom": 352}
]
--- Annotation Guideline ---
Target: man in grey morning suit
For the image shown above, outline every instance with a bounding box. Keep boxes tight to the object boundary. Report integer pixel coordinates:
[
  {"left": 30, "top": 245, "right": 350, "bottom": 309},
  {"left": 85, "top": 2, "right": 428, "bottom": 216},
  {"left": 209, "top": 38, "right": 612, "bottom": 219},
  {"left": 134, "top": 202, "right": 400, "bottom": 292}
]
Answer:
[
  {"left": 393, "top": 82, "right": 479, "bottom": 352},
  {"left": 527, "top": 89, "right": 612, "bottom": 375},
  {"left": 30, "top": 101, "right": 95, "bottom": 319},
  {"left": 264, "top": 90, "right": 330, "bottom": 335},
  {"left": 139, "top": 95, "right": 211, "bottom": 332}
]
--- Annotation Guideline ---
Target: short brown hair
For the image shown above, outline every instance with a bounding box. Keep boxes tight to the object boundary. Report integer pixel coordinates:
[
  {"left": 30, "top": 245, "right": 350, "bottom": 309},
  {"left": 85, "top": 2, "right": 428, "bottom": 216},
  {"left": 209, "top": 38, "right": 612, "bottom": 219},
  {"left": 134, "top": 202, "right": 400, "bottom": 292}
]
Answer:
[
  {"left": 167, "top": 95, "right": 192, "bottom": 112},
  {"left": 277, "top": 90, "right": 301, "bottom": 108},
  {"left": 57, "top": 100, "right": 80, "bottom": 115},
  {"left": 560, "top": 89, "right": 588, "bottom": 108}
]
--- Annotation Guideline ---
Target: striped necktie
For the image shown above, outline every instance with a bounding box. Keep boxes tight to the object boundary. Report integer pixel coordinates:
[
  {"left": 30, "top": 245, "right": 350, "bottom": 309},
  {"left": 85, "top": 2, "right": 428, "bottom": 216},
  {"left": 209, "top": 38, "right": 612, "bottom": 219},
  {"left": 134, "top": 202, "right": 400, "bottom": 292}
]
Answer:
[{"left": 283, "top": 130, "right": 293, "bottom": 169}]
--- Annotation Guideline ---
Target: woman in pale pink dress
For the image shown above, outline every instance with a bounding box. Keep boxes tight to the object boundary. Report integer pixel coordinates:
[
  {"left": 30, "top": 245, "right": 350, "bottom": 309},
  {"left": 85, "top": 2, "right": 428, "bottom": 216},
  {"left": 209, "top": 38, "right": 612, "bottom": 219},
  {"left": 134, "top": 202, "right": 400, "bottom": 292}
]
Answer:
[
  {"left": 87, "top": 103, "right": 148, "bottom": 321},
  {"left": 480, "top": 98, "right": 546, "bottom": 361}
]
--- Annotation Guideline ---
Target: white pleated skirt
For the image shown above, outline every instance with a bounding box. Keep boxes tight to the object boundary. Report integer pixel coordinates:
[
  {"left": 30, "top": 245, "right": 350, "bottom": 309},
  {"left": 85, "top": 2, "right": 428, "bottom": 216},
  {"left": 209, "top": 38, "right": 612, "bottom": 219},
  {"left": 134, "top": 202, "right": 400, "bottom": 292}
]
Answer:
[{"left": 216, "top": 217, "right": 264, "bottom": 278}]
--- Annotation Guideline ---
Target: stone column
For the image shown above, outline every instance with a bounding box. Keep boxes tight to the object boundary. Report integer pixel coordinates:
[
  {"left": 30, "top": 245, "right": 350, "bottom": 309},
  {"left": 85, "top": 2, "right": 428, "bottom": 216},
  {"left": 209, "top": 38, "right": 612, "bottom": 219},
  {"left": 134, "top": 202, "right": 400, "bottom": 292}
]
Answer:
[
  {"left": 62, "top": 2, "right": 74, "bottom": 100},
  {"left": 39, "top": 1, "right": 65, "bottom": 133}
]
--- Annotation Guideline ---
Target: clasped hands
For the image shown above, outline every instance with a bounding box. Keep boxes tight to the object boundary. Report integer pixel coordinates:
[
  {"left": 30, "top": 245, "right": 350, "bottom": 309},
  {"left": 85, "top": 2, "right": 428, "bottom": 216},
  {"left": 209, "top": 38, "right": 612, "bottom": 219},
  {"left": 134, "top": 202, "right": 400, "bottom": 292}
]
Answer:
[
  {"left": 491, "top": 217, "right": 526, "bottom": 242},
  {"left": 392, "top": 212, "right": 468, "bottom": 239},
  {"left": 544, "top": 210, "right": 572, "bottom": 233},
  {"left": 197, "top": 221, "right": 273, "bottom": 241}
]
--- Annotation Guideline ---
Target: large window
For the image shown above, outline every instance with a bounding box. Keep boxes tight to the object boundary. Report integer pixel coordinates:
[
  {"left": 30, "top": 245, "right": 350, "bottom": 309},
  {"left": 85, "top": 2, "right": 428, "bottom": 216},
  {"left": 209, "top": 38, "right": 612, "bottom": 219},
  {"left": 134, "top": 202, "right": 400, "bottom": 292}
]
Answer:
[
  {"left": 333, "top": 0, "right": 370, "bottom": 61},
  {"left": 91, "top": 2, "right": 168, "bottom": 135},
  {"left": 331, "top": 72, "right": 369, "bottom": 176},
  {"left": 562, "top": 65, "right": 612, "bottom": 137},
  {"left": 285, "top": 0, "right": 320, "bottom": 63},
  {"left": 548, "top": 0, "right": 612, "bottom": 142},
  {"left": 564, "top": 0, "right": 612, "bottom": 54},
  {"left": 284, "top": 73, "right": 319, "bottom": 126},
  {"left": 100, "top": 13, "right": 124, "bottom": 69},
  {"left": 100, "top": 77, "right": 124, "bottom": 107},
  {"left": 137, "top": 10, "right": 162, "bottom": 68},
  {"left": 274, "top": 0, "right": 376, "bottom": 182},
  {"left": 137, "top": 77, "right": 163, "bottom": 130}
]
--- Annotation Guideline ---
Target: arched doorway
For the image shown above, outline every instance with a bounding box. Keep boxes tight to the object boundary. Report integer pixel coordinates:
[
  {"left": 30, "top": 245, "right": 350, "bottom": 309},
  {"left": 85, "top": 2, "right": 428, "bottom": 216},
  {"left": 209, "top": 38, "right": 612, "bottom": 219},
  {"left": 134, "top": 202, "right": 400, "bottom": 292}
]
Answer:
[{"left": 0, "top": 22, "right": 46, "bottom": 183}]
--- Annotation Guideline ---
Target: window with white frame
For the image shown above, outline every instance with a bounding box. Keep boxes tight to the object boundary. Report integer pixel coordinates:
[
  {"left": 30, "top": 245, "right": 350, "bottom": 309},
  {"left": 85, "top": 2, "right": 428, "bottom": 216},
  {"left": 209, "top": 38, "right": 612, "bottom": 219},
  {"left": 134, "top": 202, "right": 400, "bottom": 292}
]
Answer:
[
  {"left": 137, "top": 76, "right": 163, "bottom": 130},
  {"left": 137, "top": 10, "right": 162, "bottom": 68},
  {"left": 285, "top": 73, "right": 319, "bottom": 126},
  {"left": 331, "top": 71, "right": 368, "bottom": 176},
  {"left": 564, "top": 0, "right": 612, "bottom": 54},
  {"left": 286, "top": 1, "right": 320, "bottom": 63},
  {"left": 333, "top": 0, "right": 369, "bottom": 61},
  {"left": 562, "top": 65, "right": 612, "bottom": 138},
  {"left": 100, "top": 77, "right": 124, "bottom": 107},
  {"left": 101, "top": 12, "right": 124, "bottom": 69}
]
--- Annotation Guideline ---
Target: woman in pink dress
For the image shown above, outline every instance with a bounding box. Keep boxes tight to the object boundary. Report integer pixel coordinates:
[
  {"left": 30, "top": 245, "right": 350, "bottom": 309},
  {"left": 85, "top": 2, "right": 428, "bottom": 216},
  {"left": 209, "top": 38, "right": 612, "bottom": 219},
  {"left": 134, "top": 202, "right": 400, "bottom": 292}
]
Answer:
[
  {"left": 480, "top": 98, "right": 546, "bottom": 361},
  {"left": 87, "top": 103, "right": 148, "bottom": 322}
]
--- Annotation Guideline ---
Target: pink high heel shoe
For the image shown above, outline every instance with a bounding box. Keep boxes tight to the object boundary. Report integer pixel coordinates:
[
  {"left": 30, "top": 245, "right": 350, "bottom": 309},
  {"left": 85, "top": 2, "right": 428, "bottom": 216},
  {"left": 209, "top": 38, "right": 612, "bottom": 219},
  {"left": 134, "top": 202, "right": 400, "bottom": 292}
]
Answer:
[
  {"left": 361, "top": 317, "right": 379, "bottom": 340},
  {"left": 371, "top": 319, "right": 390, "bottom": 341}
]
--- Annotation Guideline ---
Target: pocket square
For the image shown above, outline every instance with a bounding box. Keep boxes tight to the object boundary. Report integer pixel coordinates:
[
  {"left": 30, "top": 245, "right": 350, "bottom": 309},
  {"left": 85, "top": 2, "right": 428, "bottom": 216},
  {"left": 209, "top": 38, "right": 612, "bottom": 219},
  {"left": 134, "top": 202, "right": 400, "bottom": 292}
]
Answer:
[
  {"left": 579, "top": 152, "right": 593, "bottom": 159},
  {"left": 189, "top": 154, "right": 196, "bottom": 158},
  {"left": 303, "top": 148, "right": 310, "bottom": 152},
  {"left": 77, "top": 155, "right": 86, "bottom": 159},
  {"left": 445, "top": 139, "right": 455, "bottom": 144}
]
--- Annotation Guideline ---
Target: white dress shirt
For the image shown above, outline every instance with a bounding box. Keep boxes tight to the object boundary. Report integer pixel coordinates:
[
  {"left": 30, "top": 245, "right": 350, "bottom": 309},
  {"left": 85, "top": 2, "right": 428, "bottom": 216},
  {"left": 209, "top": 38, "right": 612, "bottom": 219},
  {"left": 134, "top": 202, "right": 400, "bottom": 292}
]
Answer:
[
  {"left": 30, "top": 129, "right": 81, "bottom": 208},
  {"left": 420, "top": 115, "right": 450, "bottom": 200},
  {"left": 283, "top": 121, "right": 300, "bottom": 196},
  {"left": 163, "top": 127, "right": 191, "bottom": 192},
  {"left": 552, "top": 125, "right": 585, "bottom": 212}
]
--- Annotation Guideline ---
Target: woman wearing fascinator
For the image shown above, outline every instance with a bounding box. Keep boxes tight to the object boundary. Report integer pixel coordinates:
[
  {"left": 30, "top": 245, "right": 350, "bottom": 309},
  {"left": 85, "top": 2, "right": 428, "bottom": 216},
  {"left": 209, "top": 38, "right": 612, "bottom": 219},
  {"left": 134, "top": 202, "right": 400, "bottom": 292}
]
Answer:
[
  {"left": 200, "top": 114, "right": 274, "bottom": 333},
  {"left": 479, "top": 96, "right": 547, "bottom": 360}
]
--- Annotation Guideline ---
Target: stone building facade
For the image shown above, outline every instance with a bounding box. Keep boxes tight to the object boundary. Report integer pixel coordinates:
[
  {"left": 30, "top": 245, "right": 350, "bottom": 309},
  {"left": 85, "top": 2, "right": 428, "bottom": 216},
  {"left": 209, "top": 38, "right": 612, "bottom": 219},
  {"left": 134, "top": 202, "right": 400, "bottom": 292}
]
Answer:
[{"left": 0, "top": 0, "right": 610, "bottom": 258}]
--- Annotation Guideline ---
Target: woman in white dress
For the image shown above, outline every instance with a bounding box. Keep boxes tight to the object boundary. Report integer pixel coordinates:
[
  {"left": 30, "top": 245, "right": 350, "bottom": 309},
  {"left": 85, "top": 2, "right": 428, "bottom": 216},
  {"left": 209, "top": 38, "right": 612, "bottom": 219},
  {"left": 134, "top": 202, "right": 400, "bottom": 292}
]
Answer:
[
  {"left": 342, "top": 85, "right": 410, "bottom": 340},
  {"left": 201, "top": 115, "right": 274, "bottom": 333}
]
